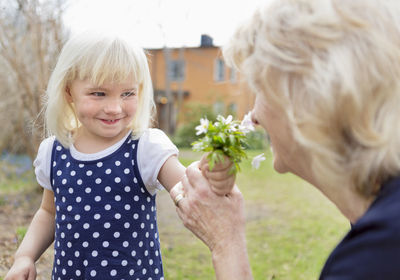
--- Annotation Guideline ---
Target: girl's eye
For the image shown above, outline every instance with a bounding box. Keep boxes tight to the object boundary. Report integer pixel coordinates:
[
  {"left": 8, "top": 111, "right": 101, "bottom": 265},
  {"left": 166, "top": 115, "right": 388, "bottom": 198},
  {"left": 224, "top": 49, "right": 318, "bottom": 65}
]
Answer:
[
  {"left": 122, "top": 91, "right": 136, "bottom": 98},
  {"left": 91, "top": 92, "right": 105, "bottom": 97}
]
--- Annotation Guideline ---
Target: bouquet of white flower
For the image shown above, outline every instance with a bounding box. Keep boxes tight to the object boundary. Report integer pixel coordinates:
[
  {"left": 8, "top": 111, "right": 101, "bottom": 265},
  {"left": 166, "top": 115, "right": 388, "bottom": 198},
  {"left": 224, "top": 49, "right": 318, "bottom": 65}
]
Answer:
[{"left": 192, "top": 112, "right": 265, "bottom": 174}]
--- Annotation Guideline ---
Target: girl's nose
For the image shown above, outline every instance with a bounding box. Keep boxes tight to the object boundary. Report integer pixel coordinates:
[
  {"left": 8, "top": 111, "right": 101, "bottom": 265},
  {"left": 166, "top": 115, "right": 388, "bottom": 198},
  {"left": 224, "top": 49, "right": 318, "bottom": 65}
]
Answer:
[{"left": 104, "top": 99, "right": 122, "bottom": 114}]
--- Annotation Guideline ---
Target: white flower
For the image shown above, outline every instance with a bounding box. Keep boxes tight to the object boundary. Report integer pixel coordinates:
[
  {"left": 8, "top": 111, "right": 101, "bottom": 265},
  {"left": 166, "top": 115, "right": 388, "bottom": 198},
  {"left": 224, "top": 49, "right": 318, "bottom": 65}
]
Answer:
[
  {"left": 195, "top": 118, "right": 209, "bottom": 135},
  {"left": 228, "top": 122, "right": 239, "bottom": 132},
  {"left": 217, "top": 115, "right": 233, "bottom": 125},
  {"left": 192, "top": 142, "right": 204, "bottom": 150},
  {"left": 229, "top": 126, "right": 238, "bottom": 132},
  {"left": 239, "top": 111, "right": 255, "bottom": 134},
  {"left": 251, "top": 153, "right": 266, "bottom": 169}
]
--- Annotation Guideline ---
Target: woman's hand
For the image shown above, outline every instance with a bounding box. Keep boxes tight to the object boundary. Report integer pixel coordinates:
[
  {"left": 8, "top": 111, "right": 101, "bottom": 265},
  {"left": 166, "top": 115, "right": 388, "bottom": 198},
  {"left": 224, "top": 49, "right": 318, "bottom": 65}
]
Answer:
[
  {"left": 170, "top": 161, "right": 253, "bottom": 280},
  {"left": 199, "top": 154, "right": 236, "bottom": 196},
  {"left": 5, "top": 256, "right": 36, "bottom": 280}
]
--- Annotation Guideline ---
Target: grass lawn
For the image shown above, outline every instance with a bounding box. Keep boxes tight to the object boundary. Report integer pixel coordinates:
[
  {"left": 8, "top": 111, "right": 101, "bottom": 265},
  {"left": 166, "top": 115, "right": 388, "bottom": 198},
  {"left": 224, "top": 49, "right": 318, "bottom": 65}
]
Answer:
[
  {"left": 159, "top": 149, "right": 349, "bottom": 279},
  {"left": 0, "top": 149, "right": 349, "bottom": 279}
]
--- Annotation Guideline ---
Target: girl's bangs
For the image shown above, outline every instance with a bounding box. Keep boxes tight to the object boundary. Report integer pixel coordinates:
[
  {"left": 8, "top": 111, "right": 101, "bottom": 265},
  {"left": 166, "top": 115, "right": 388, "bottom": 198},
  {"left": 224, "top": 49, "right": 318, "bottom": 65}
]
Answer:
[{"left": 73, "top": 39, "right": 143, "bottom": 86}]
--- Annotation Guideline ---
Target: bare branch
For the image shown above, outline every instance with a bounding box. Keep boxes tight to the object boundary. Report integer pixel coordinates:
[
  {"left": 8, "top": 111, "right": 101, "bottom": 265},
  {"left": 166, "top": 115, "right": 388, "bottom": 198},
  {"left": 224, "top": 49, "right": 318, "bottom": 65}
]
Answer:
[{"left": 0, "top": 0, "right": 67, "bottom": 157}]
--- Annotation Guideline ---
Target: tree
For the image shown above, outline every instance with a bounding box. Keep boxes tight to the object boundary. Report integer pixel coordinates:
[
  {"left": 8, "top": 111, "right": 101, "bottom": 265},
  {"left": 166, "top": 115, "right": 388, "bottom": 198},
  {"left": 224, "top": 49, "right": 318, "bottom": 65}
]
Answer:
[{"left": 0, "top": 0, "right": 67, "bottom": 159}]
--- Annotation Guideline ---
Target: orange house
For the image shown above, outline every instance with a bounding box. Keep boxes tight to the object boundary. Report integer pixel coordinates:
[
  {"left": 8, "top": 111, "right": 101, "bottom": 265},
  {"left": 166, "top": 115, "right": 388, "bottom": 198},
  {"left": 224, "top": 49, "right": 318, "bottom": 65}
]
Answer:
[{"left": 146, "top": 35, "right": 254, "bottom": 134}]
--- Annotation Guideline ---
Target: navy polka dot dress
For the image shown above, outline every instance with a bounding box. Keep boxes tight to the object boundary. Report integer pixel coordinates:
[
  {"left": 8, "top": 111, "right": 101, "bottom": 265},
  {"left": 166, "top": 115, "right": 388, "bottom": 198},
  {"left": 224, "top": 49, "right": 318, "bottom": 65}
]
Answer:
[{"left": 50, "top": 135, "right": 164, "bottom": 279}]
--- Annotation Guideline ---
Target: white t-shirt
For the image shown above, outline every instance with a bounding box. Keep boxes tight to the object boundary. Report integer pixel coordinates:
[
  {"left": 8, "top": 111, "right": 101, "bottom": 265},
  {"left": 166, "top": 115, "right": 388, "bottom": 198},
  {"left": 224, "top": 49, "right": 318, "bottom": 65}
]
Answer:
[{"left": 33, "top": 128, "right": 179, "bottom": 195}]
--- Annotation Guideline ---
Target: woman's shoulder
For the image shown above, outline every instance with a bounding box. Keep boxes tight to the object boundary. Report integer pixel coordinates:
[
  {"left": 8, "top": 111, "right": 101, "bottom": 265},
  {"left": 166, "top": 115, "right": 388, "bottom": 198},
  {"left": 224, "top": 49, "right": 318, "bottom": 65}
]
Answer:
[
  {"left": 347, "top": 177, "right": 400, "bottom": 240},
  {"left": 320, "top": 177, "right": 400, "bottom": 279},
  {"left": 361, "top": 176, "right": 400, "bottom": 226}
]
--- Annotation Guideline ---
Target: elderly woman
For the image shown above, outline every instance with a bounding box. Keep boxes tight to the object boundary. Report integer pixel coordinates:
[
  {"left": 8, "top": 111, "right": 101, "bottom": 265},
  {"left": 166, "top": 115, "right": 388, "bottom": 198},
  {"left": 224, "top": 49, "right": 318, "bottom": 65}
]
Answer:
[{"left": 170, "top": 0, "right": 400, "bottom": 279}]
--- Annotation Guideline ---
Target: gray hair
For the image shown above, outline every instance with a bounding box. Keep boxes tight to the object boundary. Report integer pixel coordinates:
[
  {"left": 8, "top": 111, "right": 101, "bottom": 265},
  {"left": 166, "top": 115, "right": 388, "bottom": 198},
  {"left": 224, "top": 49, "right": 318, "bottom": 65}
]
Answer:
[{"left": 224, "top": 0, "right": 400, "bottom": 197}]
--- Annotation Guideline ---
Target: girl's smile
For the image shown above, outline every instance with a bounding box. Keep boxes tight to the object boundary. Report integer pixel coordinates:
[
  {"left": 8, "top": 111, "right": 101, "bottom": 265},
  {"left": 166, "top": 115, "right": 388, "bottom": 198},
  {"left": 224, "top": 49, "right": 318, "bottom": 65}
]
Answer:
[{"left": 101, "top": 119, "right": 120, "bottom": 124}]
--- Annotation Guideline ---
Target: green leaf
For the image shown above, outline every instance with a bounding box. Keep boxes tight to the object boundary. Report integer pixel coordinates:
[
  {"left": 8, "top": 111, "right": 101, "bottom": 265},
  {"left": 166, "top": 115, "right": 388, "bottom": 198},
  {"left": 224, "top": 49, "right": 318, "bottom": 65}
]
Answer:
[{"left": 191, "top": 114, "right": 252, "bottom": 174}]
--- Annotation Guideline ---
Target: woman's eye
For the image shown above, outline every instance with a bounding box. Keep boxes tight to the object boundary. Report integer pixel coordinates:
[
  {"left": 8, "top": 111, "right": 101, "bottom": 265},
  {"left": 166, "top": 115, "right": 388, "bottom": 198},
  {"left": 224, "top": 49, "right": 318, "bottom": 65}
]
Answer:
[{"left": 91, "top": 92, "right": 105, "bottom": 97}]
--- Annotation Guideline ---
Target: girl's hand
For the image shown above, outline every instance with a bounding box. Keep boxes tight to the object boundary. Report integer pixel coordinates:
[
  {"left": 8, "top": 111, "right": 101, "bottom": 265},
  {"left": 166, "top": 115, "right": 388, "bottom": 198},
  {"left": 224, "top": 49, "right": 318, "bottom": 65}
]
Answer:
[
  {"left": 5, "top": 256, "right": 36, "bottom": 280},
  {"left": 200, "top": 154, "right": 236, "bottom": 196}
]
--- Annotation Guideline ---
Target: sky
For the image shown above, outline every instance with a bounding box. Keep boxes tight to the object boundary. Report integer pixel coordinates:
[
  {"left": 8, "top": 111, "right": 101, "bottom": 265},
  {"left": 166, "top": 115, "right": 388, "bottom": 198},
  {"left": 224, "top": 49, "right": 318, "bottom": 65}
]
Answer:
[{"left": 64, "top": 0, "right": 266, "bottom": 48}]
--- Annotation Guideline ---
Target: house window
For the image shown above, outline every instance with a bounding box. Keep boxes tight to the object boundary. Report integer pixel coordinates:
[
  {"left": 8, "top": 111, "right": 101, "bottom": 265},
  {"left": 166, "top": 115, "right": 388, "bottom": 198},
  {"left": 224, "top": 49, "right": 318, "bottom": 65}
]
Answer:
[
  {"left": 214, "top": 58, "right": 225, "bottom": 82},
  {"left": 168, "top": 60, "right": 185, "bottom": 81},
  {"left": 213, "top": 101, "right": 225, "bottom": 115},
  {"left": 227, "top": 103, "right": 238, "bottom": 116}
]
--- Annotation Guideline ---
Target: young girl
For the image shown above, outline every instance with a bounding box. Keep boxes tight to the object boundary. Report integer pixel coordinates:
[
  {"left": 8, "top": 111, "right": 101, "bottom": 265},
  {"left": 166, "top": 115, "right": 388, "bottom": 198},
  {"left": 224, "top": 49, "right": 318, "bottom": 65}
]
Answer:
[{"left": 5, "top": 32, "right": 234, "bottom": 280}]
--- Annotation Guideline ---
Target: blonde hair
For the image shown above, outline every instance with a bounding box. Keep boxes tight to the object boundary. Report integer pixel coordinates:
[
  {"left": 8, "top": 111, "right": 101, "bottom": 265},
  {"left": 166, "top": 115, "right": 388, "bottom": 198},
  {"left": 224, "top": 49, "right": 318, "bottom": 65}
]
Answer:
[
  {"left": 45, "top": 31, "right": 155, "bottom": 147},
  {"left": 224, "top": 0, "right": 400, "bottom": 197}
]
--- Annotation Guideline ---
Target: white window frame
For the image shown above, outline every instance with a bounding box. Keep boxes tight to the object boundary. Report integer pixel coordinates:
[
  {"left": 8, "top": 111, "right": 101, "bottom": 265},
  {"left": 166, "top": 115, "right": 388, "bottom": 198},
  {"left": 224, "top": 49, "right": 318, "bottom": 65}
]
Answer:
[
  {"left": 168, "top": 59, "right": 185, "bottom": 81},
  {"left": 214, "top": 58, "right": 225, "bottom": 82}
]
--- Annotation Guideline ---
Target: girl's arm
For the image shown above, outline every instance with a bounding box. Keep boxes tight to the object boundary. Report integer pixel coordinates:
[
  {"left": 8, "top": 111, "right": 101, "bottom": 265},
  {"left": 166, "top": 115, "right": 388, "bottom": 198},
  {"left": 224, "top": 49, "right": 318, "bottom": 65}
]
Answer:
[
  {"left": 158, "top": 155, "right": 186, "bottom": 192},
  {"left": 5, "top": 189, "right": 55, "bottom": 280},
  {"left": 158, "top": 154, "right": 236, "bottom": 195}
]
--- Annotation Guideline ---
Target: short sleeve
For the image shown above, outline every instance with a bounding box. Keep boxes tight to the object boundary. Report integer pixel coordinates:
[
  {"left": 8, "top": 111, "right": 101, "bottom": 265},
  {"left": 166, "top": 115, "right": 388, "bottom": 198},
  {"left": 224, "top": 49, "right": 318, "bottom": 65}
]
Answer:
[
  {"left": 33, "top": 136, "right": 55, "bottom": 191},
  {"left": 137, "top": 128, "right": 179, "bottom": 195}
]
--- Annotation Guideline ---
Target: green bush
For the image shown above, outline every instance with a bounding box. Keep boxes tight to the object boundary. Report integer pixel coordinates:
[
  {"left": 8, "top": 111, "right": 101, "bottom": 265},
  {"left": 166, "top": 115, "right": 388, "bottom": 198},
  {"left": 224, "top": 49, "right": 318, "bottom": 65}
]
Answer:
[
  {"left": 245, "top": 129, "right": 269, "bottom": 150},
  {"left": 173, "top": 103, "right": 217, "bottom": 148},
  {"left": 173, "top": 103, "right": 269, "bottom": 150},
  {"left": 172, "top": 124, "right": 198, "bottom": 148}
]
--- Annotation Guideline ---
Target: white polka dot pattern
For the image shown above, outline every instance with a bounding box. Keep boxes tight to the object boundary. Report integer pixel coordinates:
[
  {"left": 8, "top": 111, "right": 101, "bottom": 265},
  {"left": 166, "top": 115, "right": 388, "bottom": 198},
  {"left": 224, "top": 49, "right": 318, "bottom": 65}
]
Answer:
[{"left": 50, "top": 136, "right": 163, "bottom": 279}]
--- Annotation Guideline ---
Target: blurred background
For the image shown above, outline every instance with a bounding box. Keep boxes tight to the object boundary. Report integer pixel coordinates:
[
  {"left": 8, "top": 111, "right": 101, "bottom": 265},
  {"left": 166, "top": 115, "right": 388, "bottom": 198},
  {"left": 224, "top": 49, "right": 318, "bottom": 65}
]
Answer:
[
  {"left": 0, "top": 1, "right": 349, "bottom": 279},
  {"left": 0, "top": 0, "right": 265, "bottom": 159}
]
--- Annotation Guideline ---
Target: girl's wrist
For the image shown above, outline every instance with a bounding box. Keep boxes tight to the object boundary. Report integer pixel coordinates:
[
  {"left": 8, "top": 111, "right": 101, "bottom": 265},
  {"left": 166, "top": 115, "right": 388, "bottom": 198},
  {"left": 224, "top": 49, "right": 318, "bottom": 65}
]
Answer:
[{"left": 14, "top": 254, "right": 35, "bottom": 263}]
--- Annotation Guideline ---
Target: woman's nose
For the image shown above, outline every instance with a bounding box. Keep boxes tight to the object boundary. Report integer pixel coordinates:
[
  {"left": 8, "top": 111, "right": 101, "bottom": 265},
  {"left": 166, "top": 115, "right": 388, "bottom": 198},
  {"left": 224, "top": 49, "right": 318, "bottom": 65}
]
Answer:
[{"left": 251, "top": 109, "right": 259, "bottom": 125}]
